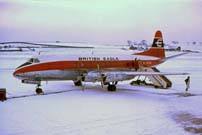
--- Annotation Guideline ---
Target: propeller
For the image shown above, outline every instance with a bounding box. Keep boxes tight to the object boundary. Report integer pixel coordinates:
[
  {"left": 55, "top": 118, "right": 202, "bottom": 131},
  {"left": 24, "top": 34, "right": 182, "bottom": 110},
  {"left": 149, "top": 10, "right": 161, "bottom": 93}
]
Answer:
[
  {"left": 81, "top": 82, "right": 85, "bottom": 91},
  {"left": 97, "top": 64, "right": 105, "bottom": 88},
  {"left": 76, "top": 74, "right": 86, "bottom": 91}
]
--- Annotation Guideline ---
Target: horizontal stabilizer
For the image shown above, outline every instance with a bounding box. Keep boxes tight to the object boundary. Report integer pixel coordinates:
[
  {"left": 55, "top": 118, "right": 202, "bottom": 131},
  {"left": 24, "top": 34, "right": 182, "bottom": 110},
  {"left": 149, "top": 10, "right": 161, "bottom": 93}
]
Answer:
[{"left": 159, "top": 52, "right": 188, "bottom": 62}]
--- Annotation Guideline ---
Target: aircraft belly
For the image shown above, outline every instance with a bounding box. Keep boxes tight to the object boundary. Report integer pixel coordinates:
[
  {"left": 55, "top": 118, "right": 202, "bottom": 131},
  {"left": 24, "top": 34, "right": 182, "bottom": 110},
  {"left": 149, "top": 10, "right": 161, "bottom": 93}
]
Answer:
[{"left": 21, "top": 70, "right": 79, "bottom": 81}]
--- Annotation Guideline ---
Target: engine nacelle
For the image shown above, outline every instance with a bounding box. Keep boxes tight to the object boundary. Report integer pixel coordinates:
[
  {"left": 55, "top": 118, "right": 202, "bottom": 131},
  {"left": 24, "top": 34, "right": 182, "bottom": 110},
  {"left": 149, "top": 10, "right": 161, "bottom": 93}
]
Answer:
[
  {"left": 85, "top": 72, "right": 134, "bottom": 83},
  {"left": 22, "top": 80, "right": 40, "bottom": 85},
  {"left": 84, "top": 72, "right": 100, "bottom": 82},
  {"left": 105, "top": 73, "right": 134, "bottom": 82}
]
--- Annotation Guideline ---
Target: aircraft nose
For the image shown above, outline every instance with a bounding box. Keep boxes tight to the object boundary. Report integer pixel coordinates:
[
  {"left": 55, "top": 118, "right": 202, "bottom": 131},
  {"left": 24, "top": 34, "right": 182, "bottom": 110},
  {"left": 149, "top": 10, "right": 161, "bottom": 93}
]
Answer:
[
  {"left": 13, "top": 69, "right": 18, "bottom": 77},
  {"left": 13, "top": 68, "right": 22, "bottom": 78}
]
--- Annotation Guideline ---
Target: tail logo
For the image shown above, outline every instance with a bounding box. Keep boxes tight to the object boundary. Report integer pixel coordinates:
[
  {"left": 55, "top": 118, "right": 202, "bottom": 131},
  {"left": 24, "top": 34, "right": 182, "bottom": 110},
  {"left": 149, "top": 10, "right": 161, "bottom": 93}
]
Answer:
[{"left": 155, "top": 38, "right": 163, "bottom": 47}]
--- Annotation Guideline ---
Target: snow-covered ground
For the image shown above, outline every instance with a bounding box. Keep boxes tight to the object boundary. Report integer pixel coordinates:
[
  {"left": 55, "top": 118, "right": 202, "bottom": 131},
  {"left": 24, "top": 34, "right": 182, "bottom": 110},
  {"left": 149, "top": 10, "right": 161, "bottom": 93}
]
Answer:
[{"left": 0, "top": 47, "right": 202, "bottom": 135}]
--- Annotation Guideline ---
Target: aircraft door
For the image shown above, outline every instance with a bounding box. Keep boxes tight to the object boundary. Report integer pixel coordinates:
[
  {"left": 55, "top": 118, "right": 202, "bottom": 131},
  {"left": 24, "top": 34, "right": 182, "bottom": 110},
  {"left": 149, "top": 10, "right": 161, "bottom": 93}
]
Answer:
[
  {"left": 133, "top": 58, "right": 139, "bottom": 70},
  {"left": 73, "top": 61, "right": 78, "bottom": 70}
]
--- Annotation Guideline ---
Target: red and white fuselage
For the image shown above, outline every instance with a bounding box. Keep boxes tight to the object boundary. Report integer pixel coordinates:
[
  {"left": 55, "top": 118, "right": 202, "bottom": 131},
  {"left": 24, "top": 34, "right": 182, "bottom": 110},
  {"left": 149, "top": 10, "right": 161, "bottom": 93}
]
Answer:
[{"left": 13, "top": 54, "right": 162, "bottom": 81}]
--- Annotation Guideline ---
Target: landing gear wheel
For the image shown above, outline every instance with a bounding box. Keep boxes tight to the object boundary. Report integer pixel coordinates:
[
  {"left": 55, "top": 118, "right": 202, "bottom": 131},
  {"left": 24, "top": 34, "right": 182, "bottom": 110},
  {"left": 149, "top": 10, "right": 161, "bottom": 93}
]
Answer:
[
  {"left": 107, "top": 85, "right": 116, "bottom": 92},
  {"left": 36, "top": 88, "right": 43, "bottom": 94}
]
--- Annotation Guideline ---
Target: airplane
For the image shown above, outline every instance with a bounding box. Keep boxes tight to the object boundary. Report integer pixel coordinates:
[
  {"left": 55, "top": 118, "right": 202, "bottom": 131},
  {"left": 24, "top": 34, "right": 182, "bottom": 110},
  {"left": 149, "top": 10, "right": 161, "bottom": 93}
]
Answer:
[
  {"left": 0, "top": 42, "right": 94, "bottom": 52},
  {"left": 13, "top": 30, "right": 188, "bottom": 94}
]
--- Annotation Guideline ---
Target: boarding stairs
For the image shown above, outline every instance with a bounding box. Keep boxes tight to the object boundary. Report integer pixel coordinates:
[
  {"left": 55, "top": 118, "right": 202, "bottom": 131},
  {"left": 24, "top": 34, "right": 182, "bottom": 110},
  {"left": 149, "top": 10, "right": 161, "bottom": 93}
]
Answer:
[{"left": 140, "top": 67, "right": 172, "bottom": 89}]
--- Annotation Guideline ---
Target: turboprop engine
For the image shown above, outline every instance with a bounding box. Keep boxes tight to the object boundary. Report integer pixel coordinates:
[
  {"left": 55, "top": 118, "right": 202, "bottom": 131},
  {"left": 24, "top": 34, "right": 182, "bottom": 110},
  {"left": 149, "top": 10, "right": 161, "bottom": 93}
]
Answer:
[{"left": 84, "top": 72, "right": 134, "bottom": 83}]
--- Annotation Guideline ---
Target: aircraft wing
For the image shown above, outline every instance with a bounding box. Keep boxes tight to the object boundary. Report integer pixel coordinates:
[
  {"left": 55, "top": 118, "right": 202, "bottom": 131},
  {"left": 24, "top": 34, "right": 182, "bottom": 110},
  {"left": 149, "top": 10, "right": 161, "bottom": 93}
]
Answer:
[
  {"left": 108, "top": 71, "right": 189, "bottom": 76},
  {"left": 86, "top": 70, "right": 188, "bottom": 84}
]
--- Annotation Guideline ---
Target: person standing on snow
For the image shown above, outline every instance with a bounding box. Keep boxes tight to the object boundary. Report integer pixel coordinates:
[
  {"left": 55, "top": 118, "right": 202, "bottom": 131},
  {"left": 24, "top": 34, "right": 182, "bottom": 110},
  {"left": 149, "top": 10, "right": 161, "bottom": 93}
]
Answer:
[{"left": 185, "top": 76, "right": 190, "bottom": 92}]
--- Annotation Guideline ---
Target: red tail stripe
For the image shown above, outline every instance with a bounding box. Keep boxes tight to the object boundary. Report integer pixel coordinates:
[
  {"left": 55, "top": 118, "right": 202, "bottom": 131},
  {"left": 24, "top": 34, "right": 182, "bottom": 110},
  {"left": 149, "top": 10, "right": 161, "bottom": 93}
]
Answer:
[{"left": 155, "top": 30, "right": 162, "bottom": 38}]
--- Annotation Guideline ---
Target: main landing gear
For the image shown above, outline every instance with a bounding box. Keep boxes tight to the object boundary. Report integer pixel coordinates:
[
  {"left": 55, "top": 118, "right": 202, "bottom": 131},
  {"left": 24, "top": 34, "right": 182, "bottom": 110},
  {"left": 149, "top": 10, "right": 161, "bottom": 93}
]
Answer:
[
  {"left": 107, "top": 84, "right": 116, "bottom": 91},
  {"left": 107, "top": 82, "right": 118, "bottom": 92},
  {"left": 35, "top": 84, "right": 43, "bottom": 94},
  {"left": 74, "top": 77, "right": 118, "bottom": 92}
]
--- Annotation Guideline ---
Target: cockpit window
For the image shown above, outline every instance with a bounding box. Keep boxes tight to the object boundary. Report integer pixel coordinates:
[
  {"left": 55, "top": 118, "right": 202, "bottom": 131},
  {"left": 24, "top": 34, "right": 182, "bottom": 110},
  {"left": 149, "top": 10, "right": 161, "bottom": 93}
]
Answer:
[
  {"left": 28, "top": 58, "right": 40, "bottom": 63},
  {"left": 16, "top": 58, "right": 40, "bottom": 69}
]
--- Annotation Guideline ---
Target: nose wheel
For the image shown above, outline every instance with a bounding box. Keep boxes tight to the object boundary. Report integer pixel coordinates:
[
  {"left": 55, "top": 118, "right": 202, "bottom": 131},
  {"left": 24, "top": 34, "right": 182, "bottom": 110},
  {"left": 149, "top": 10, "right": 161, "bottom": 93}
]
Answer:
[
  {"left": 36, "top": 84, "right": 43, "bottom": 94},
  {"left": 36, "top": 88, "right": 43, "bottom": 94}
]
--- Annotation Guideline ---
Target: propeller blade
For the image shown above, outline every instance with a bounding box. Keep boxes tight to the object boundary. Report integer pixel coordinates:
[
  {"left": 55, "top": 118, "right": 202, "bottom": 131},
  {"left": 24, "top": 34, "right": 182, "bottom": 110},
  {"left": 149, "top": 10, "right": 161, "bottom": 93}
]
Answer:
[
  {"left": 81, "top": 82, "right": 85, "bottom": 91},
  {"left": 101, "top": 79, "right": 104, "bottom": 88},
  {"left": 76, "top": 75, "right": 85, "bottom": 91},
  {"left": 97, "top": 64, "right": 104, "bottom": 88}
]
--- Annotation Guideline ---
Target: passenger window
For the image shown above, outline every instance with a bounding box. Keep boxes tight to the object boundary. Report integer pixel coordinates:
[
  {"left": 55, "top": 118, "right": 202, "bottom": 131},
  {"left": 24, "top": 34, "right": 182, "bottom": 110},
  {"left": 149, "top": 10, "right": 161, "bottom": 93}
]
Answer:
[
  {"left": 81, "top": 62, "right": 84, "bottom": 67},
  {"left": 88, "top": 62, "right": 91, "bottom": 68}
]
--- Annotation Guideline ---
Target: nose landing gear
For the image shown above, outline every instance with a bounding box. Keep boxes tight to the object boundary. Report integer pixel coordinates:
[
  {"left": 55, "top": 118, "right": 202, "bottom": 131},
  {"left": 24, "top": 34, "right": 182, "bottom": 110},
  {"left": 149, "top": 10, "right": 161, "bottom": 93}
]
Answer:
[{"left": 36, "top": 84, "right": 43, "bottom": 94}]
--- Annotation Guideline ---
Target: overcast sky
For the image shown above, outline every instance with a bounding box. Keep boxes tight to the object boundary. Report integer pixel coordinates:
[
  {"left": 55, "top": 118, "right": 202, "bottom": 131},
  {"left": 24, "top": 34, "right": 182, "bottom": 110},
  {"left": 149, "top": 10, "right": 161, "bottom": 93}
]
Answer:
[{"left": 0, "top": 0, "right": 202, "bottom": 44}]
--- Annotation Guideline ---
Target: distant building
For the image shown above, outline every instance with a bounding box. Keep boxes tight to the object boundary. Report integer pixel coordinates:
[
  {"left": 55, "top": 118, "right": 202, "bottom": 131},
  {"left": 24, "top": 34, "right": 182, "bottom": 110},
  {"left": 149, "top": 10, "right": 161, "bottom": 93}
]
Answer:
[{"left": 127, "top": 40, "right": 148, "bottom": 51}]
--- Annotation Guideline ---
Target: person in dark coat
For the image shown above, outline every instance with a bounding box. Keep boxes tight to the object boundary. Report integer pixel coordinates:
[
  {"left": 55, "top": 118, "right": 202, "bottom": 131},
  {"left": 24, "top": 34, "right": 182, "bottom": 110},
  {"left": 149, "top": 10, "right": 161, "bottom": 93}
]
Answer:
[{"left": 185, "top": 76, "right": 190, "bottom": 91}]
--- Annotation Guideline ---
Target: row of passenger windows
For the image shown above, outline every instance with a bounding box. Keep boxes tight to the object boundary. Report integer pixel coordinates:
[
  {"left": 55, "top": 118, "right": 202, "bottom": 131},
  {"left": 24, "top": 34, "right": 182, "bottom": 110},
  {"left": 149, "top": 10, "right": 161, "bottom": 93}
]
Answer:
[
  {"left": 72, "top": 61, "right": 152, "bottom": 68},
  {"left": 73, "top": 61, "right": 134, "bottom": 68}
]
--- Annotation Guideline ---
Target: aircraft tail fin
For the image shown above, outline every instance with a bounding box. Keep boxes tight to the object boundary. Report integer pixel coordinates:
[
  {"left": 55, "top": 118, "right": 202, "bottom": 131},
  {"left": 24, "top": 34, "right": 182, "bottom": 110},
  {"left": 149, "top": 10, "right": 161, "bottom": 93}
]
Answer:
[{"left": 134, "top": 30, "right": 165, "bottom": 58}]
